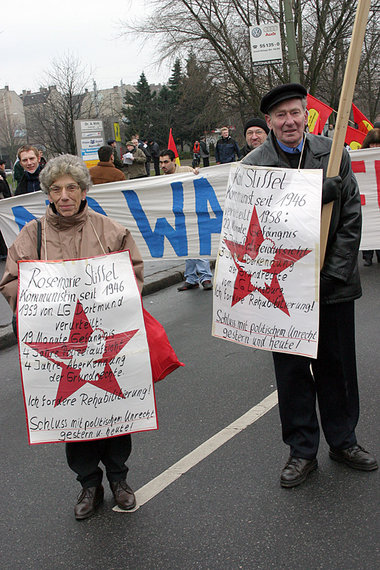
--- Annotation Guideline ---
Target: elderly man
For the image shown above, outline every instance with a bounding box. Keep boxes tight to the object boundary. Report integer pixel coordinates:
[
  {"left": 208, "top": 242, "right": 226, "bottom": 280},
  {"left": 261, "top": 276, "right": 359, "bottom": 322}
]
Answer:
[
  {"left": 89, "top": 146, "right": 126, "bottom": 185},
  {"left": 240, "top": 117, "right": 269, "bottom": 158},
  {"left": 15, "top": 145, "right": 42, "bottom": 195},
  {"left": 242, "top": 83, "right": 377, "bottom": 487}
]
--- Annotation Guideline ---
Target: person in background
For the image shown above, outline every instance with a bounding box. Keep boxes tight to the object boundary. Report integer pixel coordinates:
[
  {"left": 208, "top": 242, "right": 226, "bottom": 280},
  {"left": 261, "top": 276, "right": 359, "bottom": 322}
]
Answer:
[
  {"left": 123, "top": 140, "right": 147, "bottom": 180},
  {"left": 36, "top": 146, "right": 47, "bottom": 169},
  {"left": 215, "top": 127, "right": 240, "bottom": 164},
  {"left": 0, "top": 159, "right": 12, "bottom": 199},
  {"left": 89, "top": 145, "right": 126, "bottom": 185},
  {"left": 0, "top": 159, "right": 12, "bottom": 260},
  {"left": 15, "top": 145, "right": 42, "bottom": 195},
  {"left": 192, "top": 140, "right": 201, "bottom": 168},
  {"left": 132, "top": 133, "right": 151, "bottom": 176},
  {"left": 148, "top": 139, "right": 160, "bottom": 175},
  {"left": 0, "top": 154, "right": 143, "bottom": 520},
  {"left": 240, "top": 118, "right": 269, "bottom": 158},
  {"left": 13, "top": 157, "right": 24, "bottom": 186},
  {"left": 107, "top": 139, "right": 124, "bottom": 172},
  {"left": 360, "top": 128, "right": 380, "bottom": 266},
  {"left": 199, "top": 136, "right": 210, "bottom": 167},
  {"left": 159, "top": 149, "right": 197, "bottom": 175},
  {"left": 143, "top": 139, "right": 152, "bottom": 176},
  {"left": 159, "top": 150, "right": 213, "bottom": 291}
]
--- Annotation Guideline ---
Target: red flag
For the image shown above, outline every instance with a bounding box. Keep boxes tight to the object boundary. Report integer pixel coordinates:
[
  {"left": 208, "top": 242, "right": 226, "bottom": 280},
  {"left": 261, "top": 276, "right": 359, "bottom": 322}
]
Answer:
[
  {"left": 352, "top": 103, "right": 373, "bottom": 134},
  {"left": 168, "top": 128, "right": 181, "bottom": 165},
  {"left": 307, "top": 94, "right": 333, "bottom": 135},
  {"left": 345, "top": 125, "right": 366, "bottom": 150}
]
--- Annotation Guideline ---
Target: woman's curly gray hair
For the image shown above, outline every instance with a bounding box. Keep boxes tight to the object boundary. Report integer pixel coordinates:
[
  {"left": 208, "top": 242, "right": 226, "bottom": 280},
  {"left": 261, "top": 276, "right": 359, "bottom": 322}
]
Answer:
[{"left": 39, "top": 154, "right": 92, "bottom": 194}]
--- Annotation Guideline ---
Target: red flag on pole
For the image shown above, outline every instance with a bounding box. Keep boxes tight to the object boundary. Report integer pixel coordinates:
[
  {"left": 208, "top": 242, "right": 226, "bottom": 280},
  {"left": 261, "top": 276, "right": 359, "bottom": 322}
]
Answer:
[
  {"left": 345, "top": 125, "right": 366, "bottom": 149},
  {"left": 168, "top": 128, "right": 181, "bottom": 165},
  {"left": 352, "top": 103, "right": 373, "bottom": 134},
  {"left": 307, "top": 94, "right": 333, "bottom": 135}
]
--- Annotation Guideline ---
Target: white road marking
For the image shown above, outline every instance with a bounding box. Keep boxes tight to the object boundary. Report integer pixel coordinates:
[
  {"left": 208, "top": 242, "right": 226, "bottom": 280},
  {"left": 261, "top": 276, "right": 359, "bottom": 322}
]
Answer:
[{"left": 113, "top": 390, "right": 278, "bottom": 512}]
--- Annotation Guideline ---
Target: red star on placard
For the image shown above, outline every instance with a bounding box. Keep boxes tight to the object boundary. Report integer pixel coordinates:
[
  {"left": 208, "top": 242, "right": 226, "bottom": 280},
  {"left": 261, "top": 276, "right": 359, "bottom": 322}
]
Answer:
[
  {"left": 25, "top": 299, "right": 138, "bottom": 406},
  {"left": 224, "top": 207, "right": 311, "bottom": 315}
]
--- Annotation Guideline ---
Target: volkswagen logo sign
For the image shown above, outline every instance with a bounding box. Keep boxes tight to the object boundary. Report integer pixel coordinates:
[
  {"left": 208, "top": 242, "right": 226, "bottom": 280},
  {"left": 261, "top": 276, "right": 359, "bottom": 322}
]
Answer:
[{"left": 251, "top": 27, "right": 262, "bottom": 38}]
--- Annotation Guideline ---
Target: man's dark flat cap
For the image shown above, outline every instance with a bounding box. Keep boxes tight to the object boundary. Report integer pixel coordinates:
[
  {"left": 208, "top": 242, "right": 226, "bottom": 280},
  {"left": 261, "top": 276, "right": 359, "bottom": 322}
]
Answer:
[
  {"left": 107, "top": 139, "right": 116, "bottom": 145},
  {"left": 244, "top": 117, "right": 269, "bottom": 136},
  {"left": 260, "top": 83, "right": 307, "bottom": 114}
]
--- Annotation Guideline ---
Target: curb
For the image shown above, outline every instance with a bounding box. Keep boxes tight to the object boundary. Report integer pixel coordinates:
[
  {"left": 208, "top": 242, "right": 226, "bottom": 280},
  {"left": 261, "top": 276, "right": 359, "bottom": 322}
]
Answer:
[{"left": 142, "top": 267, "right": 185, "bottom": 297}]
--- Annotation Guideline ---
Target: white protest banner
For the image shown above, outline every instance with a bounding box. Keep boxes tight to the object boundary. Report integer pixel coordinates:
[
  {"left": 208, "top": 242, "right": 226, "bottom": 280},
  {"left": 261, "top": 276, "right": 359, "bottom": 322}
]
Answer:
[
  {"left": 212, "top": 163, "right": 322, "bottom": 359},
  {"left": 350, "top": 147, "right": 380, "bottom": 250},
  {"left": 0, "top": 165, "right": 227, "bottom": 260},
  {"left": 18, "top": 251, "right": 157, "bottom": 444},
  {"left": 0, "top": 150, "right": 379, "bottom": 257}
]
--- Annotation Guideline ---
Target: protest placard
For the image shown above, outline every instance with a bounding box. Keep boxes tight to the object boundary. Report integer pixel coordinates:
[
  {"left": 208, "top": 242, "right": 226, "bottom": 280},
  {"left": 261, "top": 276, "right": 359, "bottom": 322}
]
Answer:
[
  {"left": 17, "top": 251, "right": 157, "bottom": 444},
  {"left": 212, "top": 163, "right": 322, "bottom": 358}
]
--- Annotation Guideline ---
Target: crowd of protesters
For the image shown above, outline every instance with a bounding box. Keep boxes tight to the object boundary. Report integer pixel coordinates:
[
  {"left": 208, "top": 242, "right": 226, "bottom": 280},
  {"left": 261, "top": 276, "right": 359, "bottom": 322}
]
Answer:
[{"left": 0, "top": 88, "right": 379, "bottom": 520}]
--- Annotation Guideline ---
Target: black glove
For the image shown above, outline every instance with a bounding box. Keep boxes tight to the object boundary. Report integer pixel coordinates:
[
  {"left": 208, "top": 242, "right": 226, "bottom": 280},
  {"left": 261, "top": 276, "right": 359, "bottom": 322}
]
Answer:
[{"left": 322, "top": 175, "right": 342, "bottom": 204}]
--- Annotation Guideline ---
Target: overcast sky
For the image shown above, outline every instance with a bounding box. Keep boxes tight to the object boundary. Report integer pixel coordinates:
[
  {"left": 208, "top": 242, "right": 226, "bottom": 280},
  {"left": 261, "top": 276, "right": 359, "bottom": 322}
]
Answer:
[{"left": 2, "top": 0, "right": 169, "bottom": 94}]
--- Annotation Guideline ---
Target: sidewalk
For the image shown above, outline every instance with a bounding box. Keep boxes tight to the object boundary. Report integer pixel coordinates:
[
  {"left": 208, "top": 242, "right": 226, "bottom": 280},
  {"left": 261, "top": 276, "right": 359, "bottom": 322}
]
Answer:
[{"left": 0, "top": 259, "right": 189, "bottom": 349}]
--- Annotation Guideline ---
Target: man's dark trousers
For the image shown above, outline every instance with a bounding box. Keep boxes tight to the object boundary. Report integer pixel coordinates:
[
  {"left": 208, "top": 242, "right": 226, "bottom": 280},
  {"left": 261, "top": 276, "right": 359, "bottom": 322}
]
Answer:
[{"left": 273, "top": 301, "right": 359, "bottom": 459}]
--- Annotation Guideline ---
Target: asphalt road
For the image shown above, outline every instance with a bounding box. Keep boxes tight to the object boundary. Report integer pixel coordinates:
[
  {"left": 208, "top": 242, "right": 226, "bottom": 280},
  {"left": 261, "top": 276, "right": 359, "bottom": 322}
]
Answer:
[{"left": 0, "top": 262, "right": 379, "bottom": 569}]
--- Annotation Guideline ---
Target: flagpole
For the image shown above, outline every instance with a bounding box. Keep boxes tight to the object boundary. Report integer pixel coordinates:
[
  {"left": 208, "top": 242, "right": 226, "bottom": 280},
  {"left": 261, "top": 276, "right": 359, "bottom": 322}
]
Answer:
[{"left": 320, "top": 0, "right": 371, "bottom": 269}]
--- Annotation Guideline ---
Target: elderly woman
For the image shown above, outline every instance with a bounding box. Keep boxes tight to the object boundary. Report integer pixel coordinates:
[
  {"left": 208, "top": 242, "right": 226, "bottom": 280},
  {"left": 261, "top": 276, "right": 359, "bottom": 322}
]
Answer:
[{"left": 0, "top": 154, "right": 144, "bottom": 520}]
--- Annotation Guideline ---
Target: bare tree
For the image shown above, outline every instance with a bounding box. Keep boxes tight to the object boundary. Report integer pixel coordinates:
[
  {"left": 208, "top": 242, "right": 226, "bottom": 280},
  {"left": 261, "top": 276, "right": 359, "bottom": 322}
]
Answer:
[
  {"left": 122, "top": 0, "right": 379, "bottom": 121},
  {"left": 354, "top": 13, "right": 380, "bottom": 121},
  {"left": 25, "top": 54, "right": 94, "bottom": 155},
  {"left": 0, "top": 116, "right": 26, "bottom": 166}
]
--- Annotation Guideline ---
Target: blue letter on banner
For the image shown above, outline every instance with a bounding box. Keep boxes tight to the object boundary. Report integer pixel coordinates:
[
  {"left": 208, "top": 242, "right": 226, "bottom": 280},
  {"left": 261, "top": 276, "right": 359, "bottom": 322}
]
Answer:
[
  {"left": 12, "top": 200, "right": 50, "bottom": 231},
  {"left": 87, "top": 196, "right": 107, "bottom": 216},
  {"left": 122, "top": 182, "right": 188, "bottom": 257},
  {"left": 12, "top": 206, "right": 37, "bottom": 231},
  {"left": 194, "top": 178, "right": 223, "bottom": 255}
]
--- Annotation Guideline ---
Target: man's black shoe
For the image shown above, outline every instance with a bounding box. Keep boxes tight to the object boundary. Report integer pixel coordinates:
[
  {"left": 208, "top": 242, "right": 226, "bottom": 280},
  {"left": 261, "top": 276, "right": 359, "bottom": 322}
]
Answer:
[
  {"left": 111, "top": 480, "right": 136, "bottom": 510},
  {"left": 363, "top": 259, "right": 372, "bottom": 266},
  {"left": 74, "top": 485, "right": 104, "bottom": 520},
  {"left": 280, "top": 457, "right": 318, "bottom": 488},
  {"left": 329, "top": 444, "right": 378, "bottom": 471},
  {"left": 177, "top": 282, "right": 199, "bottom": 291}
]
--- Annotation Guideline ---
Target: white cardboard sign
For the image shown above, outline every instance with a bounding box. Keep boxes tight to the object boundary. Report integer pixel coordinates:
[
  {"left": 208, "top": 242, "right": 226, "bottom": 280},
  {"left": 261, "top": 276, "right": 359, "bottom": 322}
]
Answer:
[
  {"left": 17, "top": 251, "right": 157, "bottom": 444},
  {"left": 213, "top": 163, "right": 322, "bottom": 358}
]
